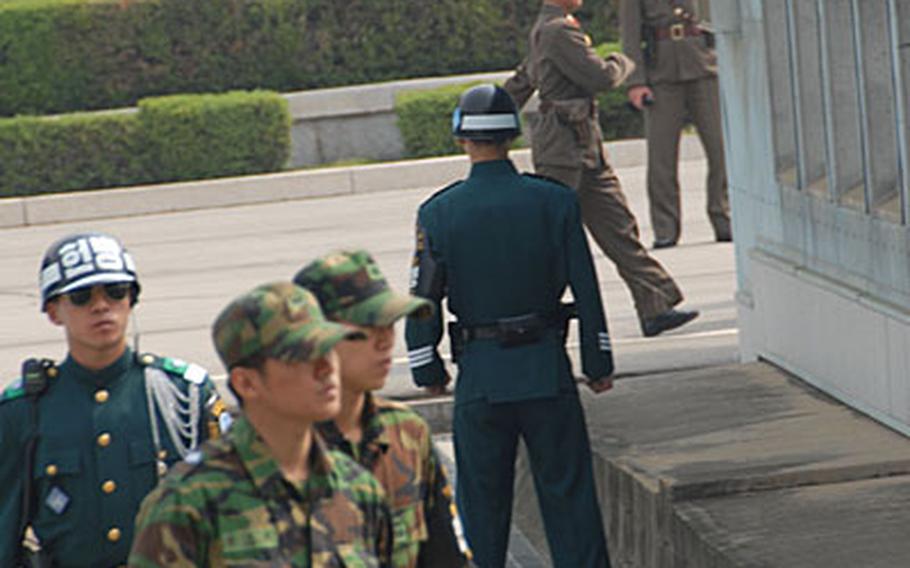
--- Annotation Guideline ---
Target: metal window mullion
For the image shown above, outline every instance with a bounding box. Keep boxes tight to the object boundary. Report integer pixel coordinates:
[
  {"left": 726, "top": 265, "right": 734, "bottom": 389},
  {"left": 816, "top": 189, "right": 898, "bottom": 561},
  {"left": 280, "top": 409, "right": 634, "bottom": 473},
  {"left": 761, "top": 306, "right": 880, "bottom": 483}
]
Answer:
[
  {"left": 887, "top": 0, "right": 909, "bottom": 224},
  {"left": 851, "top": 0, "right": 873, "bottom": 215},
  {"left": 785, "top": 0, "right": 806, "bottom": 190},
  {"left": 816, "top": 0, "right": 837, "bottom": 202}
]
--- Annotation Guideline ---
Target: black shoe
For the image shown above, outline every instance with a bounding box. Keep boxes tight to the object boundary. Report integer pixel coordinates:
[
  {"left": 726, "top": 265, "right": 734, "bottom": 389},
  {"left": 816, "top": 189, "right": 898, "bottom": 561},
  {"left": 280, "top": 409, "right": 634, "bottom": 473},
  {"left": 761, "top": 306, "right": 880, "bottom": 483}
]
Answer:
[
  {"left": 641, "top": 309, "right": 699, "bottom": 337},
  {"left": 715, "top": 232, "right": 732, "bottom": 243},
  {"left": 652, "top": 238, "right": 678, "bottom": 249}
]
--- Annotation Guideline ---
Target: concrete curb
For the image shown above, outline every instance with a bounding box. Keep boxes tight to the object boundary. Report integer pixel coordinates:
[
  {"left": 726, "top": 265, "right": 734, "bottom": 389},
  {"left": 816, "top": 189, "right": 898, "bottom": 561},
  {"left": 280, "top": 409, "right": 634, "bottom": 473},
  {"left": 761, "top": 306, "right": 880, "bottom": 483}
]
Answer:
[{"left": 0, "top": 136, "right": 706, "bottom": 230}]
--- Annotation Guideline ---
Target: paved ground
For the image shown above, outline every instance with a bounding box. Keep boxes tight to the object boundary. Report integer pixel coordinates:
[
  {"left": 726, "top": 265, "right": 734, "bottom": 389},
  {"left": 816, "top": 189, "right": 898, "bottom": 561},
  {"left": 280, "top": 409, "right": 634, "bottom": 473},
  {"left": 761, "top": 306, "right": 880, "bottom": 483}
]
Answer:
[
  {"left": 511, "top": 362, "right": 910, "bottom": 567},
  {"left": 0, "top": 156, "right": 737, "bottom": 393}
]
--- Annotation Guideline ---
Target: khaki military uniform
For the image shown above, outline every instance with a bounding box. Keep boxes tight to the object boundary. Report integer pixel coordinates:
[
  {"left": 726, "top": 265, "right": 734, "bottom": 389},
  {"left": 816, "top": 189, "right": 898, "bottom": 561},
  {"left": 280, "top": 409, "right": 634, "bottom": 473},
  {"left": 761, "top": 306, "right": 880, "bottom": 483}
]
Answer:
[
  {"left": 620, "top": 0, "right": 731, "bottom": 243},
  {"left": 504, "top": 2, "right": 683, "bottom": 321}
]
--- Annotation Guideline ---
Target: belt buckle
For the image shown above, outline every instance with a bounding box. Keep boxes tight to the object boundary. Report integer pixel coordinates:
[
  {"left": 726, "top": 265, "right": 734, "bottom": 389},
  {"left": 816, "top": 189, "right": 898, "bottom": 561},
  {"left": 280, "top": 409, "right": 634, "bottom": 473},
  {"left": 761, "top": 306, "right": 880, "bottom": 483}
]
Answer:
[{"left": 670, "top": 23, "right": 685, "bottom": 41}]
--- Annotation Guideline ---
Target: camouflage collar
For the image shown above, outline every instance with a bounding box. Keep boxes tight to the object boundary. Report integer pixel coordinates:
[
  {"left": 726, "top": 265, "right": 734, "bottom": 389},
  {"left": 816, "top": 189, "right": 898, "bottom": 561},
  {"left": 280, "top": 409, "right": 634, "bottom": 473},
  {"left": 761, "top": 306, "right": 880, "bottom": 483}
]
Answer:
[
  {"left": 316, "top": 393, "right": 391, "bottom": 469},
  {"left": 232, "top": 415, "right": 336, "bottom": 500}
]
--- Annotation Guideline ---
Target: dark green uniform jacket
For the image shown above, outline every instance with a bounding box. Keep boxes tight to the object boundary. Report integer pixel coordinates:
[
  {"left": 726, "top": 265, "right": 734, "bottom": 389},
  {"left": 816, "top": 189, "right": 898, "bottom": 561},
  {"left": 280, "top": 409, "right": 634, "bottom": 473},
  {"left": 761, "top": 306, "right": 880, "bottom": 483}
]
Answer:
[
  {"left": 405, "top": 159, "right": 613, "bottom": 403},
  {"left": 0, "top": 347, "right": 222, "bottom": 567}
]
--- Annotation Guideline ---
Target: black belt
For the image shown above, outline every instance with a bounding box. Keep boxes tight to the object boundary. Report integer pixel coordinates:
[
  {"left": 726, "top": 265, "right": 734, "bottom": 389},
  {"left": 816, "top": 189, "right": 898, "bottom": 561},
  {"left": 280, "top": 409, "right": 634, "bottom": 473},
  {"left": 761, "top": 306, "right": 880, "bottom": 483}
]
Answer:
[
  {"left": 653, "top": 23, "right": 702, "bottom": 41},
  {"left": 462, "top": 322, "right": 524, "bottom": 342}
]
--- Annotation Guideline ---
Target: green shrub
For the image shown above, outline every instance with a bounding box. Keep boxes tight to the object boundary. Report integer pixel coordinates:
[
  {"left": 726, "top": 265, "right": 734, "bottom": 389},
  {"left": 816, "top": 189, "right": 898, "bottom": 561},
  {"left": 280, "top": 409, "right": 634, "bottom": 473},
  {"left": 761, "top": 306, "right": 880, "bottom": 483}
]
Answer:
[
  {"left": 395, "top": 43, "right": 643, "bottom": 160},
  {"left": 395, "top": 83, "right": 481, "bottom": 159},
  {"left": 594, "top": 42, "right": 645, "bottom": 140},
  {"left": 0, "top": 91, "right": 290, "bottom": 198},
  {"left": 0, "top": 111, "right": 146, "bottom": 197},
  {"left": 0, "top": 0, "right": 619, "bottom": 117},
  {"left": 140, "top": 91, "right": 290, "bottom": 182}
]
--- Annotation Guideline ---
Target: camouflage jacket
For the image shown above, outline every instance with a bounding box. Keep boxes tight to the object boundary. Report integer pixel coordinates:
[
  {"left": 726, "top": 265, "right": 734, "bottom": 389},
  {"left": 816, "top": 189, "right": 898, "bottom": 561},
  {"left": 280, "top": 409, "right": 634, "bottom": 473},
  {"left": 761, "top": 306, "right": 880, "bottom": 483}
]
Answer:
[
  {"left": 317, "top": 395, "right": 468, "bottom": 567},
  {"left": 129, "top": 415, "right": 393, "bottom": 567}
]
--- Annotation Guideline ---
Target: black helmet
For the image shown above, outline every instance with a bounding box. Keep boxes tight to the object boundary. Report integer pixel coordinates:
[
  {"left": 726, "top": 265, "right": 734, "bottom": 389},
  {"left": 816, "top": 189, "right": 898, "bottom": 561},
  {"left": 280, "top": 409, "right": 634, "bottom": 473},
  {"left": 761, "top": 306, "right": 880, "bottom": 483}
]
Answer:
[
  {"left": 452, "top": 84, "right": 521, "bottom": 142},
  {"left": 39, "top": 232, "right": 140, "bottom": 311}
]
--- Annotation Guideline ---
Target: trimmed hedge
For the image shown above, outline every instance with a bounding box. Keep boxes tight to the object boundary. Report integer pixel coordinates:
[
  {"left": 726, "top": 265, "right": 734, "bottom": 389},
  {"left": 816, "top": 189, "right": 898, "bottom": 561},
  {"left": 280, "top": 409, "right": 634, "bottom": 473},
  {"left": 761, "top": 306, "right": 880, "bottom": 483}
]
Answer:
[
  {"left": 396, "top": 83, "right": 482, "bottom": 160},
  {"left": 0, "top": 91, "right": 290, "bottom": 198},
  {"left": 395, "top": 43, "right": 644, "bottom": 159},
  {"left": 0, "top": 112, "right": 147, "bottom": 197},
  {"left": 140, "top": 91, "right": 291, "bottom": 183},
  {"left": 0, "top": 0, "right": 619, "bottom": 117}
]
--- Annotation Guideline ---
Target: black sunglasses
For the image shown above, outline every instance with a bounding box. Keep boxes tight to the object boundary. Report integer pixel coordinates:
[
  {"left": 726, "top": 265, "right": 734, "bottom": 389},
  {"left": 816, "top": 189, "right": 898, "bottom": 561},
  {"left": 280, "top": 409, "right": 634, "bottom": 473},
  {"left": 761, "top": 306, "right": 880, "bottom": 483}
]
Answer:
[{"left": 66, "top": 283, "right": 132, "bottom": 306}]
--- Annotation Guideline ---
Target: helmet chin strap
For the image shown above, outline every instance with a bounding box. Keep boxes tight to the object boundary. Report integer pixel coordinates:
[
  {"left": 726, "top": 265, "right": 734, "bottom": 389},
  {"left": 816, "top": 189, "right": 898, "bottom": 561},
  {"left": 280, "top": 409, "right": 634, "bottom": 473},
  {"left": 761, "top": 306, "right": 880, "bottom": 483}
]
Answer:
[{"left": 131, "top": 310, "right": 141, "bottom": 353}]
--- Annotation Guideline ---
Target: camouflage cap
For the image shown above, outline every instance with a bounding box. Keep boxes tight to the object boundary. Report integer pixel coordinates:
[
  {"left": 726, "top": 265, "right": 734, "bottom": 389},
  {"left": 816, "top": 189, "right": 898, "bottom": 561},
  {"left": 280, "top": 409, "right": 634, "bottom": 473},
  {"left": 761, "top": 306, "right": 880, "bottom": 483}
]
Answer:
[
  {"left": 293, "top": 250, "right": 432, "bottom": 327},
  {"left": 212, "top": 281, "right": 365, "bottom": 369}
]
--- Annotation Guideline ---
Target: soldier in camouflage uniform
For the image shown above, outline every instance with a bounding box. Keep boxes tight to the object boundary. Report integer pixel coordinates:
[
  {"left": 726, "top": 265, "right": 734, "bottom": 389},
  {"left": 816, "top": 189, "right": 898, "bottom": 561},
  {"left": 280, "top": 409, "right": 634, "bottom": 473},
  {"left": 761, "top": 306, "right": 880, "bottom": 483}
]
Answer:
[
  {"left": 129, "top": 282, "right": 393, "bottom": 567},
  {"left": 0, "top": 231, "right": 224, "bottom": 567},
  {"left": 294, "top": 250, "right": 469, "bottom": 568}
]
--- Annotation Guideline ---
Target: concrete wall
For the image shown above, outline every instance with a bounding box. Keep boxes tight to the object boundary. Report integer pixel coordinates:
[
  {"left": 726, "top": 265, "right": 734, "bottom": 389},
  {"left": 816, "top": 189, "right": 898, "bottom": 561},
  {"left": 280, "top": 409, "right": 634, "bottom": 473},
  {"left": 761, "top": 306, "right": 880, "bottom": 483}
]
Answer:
[
  {"left": 716, "top": 0, "right": 910, "bottom": 436},
  {"left": 285, "top": 71, "right": 511, "bottom": 167}
]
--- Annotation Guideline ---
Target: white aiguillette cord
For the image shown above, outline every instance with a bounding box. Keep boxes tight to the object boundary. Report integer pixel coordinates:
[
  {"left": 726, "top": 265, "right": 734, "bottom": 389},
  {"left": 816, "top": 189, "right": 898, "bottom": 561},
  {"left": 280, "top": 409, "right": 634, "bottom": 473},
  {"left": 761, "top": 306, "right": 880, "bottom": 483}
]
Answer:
[{"left": 144, "top": 366, "right": 201, "bottom": 477}]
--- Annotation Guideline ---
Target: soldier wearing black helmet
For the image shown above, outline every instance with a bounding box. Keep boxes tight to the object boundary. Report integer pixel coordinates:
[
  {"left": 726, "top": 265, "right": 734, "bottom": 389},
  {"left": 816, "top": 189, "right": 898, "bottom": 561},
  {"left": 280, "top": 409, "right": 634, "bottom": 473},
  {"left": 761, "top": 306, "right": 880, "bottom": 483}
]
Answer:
[
  {"left": 0, "top": 232, "right": 226, "bottom": 567},
  {"left": 406, "top": 84, "right": 615, "bottom": 567}
]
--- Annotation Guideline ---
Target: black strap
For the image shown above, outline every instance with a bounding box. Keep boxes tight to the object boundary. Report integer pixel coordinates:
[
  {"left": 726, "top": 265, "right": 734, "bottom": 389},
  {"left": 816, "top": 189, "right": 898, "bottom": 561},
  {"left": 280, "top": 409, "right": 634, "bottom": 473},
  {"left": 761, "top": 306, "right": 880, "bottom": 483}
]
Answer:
[
  {"left": 459, "top": 303, "right": 578, "bottom": 343},
  {"left": 17, "top": 359, "right": 52, "bottom": 566}
]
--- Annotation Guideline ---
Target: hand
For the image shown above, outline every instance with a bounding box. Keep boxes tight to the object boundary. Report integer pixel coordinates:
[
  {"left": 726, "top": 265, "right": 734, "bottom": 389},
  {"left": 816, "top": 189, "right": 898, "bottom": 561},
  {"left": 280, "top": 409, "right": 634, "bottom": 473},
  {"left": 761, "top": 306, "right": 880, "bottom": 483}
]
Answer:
[
  {"left": 585, "top": 376, "right": 614, "bottom": 394},
  {"left": 627, "top": 86, "right": 654, "bottom": 111}
]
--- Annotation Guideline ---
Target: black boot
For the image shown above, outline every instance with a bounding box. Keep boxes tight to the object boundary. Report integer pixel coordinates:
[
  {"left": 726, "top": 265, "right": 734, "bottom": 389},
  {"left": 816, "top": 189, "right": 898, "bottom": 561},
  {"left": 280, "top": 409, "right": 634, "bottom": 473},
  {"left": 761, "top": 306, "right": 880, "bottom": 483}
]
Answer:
[{"left": 641, "top": 309, "right": 699, "bottom": 337}]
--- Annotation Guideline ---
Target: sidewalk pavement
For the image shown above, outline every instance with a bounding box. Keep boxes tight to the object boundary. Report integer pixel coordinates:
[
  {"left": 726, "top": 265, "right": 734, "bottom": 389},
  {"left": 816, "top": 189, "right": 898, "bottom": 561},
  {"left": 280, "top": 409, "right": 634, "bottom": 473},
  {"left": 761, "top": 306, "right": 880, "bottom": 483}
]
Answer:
[
  {"left": 508, "top": 362, "right": 910, "bottom": 568},
  {"left": 0, "top": 136, "right": 706, "bottom": 229}
]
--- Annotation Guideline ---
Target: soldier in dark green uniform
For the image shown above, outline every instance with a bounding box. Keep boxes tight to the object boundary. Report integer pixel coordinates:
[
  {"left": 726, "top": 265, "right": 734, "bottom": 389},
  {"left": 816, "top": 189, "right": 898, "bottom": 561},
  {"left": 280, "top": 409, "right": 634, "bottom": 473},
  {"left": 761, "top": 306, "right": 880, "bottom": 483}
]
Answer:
[
  {"left": 130, "top": 281, "right": 393, "bottom": 567},
  {"left": 0, "top": 231, "right": 225, "bottom": 567},
  {"left": 405, "top": 84, "right": 614, "bottom": 568},
  {"left": 295, "top": 250, "right": 469, "bottom": 567},
  {"left": 620, "top": 0, "right": 731, "bottom": 247},
  {"left": 505, "top": 0, "right": 699, "bottom": 338}
]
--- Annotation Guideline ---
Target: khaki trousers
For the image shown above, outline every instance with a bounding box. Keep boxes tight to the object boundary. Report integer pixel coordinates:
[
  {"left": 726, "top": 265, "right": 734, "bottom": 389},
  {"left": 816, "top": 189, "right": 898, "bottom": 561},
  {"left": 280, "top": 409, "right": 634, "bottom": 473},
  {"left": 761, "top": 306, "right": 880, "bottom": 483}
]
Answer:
[
  {"left": 646, "top": 76, "right": 731, "bottom": 242},
  {"left": 537, "top": 162, "right": 683, "bottom": 321}
]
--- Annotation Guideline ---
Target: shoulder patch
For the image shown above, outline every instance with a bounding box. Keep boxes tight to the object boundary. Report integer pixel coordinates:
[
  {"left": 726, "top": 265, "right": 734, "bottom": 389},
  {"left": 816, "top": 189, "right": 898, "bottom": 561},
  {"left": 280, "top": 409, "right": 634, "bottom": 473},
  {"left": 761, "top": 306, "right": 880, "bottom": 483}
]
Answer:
[
  {"left": 0, "top": 378, "right": 25, "bottom": 403},
  {"left": 421, "top": 180, "right": 462, "bottom": 207},
  {"left": 143, "top": 354, "right": 209, "bottom": 385}
]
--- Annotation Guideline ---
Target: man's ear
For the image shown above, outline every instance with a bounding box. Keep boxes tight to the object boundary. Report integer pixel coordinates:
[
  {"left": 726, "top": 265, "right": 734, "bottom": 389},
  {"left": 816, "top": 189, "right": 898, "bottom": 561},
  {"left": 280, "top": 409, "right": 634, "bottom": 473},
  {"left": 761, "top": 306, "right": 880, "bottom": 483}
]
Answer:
[
  {"left": 229, "top": 366, "right": 262, "bottom": 403},
  {"left": 46, "top": 299, "right": 64, "bottom": 326}
]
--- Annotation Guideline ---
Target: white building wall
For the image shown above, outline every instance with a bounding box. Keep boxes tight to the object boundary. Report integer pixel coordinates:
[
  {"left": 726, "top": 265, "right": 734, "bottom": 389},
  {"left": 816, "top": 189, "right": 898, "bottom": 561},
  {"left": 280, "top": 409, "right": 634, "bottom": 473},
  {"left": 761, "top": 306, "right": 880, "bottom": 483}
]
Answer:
[{"left": 714, "top": 0, "right": 910, "bottom": 435}]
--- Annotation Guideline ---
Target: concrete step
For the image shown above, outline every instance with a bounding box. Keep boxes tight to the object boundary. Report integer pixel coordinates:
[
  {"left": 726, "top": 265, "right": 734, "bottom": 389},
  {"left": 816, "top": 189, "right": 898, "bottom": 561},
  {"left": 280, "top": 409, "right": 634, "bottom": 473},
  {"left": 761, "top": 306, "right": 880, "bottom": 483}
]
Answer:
[{"left": 510, "top": 362, "right": 910, "bottom": 567}]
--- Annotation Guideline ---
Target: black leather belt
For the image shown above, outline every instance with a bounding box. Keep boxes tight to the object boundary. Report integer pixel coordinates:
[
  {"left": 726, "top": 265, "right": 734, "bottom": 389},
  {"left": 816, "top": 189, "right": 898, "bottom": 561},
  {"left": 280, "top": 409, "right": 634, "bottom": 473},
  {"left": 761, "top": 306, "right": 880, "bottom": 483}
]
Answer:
[{"left": 653, "top": 23, "right": 702, "bottom": 41}]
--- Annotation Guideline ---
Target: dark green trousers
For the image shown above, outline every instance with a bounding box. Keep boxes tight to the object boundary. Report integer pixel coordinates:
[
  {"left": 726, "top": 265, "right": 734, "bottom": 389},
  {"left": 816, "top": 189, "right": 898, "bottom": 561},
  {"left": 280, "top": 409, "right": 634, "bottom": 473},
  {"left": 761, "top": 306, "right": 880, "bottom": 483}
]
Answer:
[{"left": 453, "top": 392, "right": 610, "bottom": 568}]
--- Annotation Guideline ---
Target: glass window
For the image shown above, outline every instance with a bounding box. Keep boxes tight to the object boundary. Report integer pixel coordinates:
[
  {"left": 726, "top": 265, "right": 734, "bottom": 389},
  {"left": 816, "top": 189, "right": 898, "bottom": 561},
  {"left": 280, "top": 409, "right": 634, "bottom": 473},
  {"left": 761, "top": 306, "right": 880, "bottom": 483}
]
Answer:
[
  {"left": 819, "top": 0, "right": 865, "bottom": 211},
  {"left": 856, "top": 0, "right": 902, "bottom": 223},
  {"left": 764, "top": 0, "right": 798, "bottom": 188},
  {"left": 792, "top": 1, "right": 829, "bottom": 197},
  {"left": 895, "top": 0, "right": 910, "bottom": 224}
]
